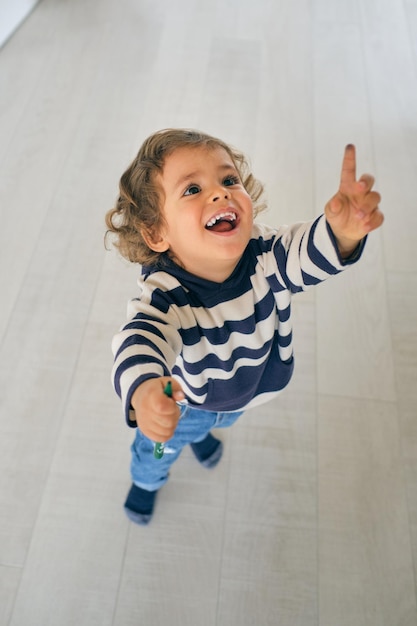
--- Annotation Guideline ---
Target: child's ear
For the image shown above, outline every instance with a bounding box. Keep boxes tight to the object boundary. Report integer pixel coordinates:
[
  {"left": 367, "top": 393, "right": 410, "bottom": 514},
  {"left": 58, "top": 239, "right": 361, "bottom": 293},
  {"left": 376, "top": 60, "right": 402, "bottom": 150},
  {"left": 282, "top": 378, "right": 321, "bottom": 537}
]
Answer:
[{"left": 141, "top": 227, "right": 169, "bottom": 253}]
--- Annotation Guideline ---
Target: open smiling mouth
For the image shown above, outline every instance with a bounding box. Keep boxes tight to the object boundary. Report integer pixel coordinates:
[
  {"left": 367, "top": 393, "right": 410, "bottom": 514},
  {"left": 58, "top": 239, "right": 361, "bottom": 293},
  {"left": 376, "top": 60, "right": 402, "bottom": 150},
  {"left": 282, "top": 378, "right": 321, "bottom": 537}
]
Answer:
[{"left": 205, "top": 211, "right": 237, "bottom": 233}]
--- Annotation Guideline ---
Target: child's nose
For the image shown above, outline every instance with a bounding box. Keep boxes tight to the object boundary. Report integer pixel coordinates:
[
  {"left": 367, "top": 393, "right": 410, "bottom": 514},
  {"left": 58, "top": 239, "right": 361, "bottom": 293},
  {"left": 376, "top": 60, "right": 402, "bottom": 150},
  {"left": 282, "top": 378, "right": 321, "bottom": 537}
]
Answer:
[{"left": 211, "top": 187, "right": 231, "bottom": 202}]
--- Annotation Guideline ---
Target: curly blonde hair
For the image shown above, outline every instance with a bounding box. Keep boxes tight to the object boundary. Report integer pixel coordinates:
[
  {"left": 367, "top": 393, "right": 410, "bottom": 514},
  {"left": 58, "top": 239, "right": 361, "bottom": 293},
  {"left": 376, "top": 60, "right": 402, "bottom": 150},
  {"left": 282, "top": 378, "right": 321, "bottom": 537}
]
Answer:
[{"left": 105, "top": 128, "right": 266, "bottom": 266}]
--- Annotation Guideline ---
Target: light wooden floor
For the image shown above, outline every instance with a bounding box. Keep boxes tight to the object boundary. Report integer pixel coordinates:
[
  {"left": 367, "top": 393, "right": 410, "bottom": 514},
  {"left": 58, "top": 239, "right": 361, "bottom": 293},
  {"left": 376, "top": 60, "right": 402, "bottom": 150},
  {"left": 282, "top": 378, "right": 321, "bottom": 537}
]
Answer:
[{"left": 1, "top": 0, "right": 416, "bottom": 624}]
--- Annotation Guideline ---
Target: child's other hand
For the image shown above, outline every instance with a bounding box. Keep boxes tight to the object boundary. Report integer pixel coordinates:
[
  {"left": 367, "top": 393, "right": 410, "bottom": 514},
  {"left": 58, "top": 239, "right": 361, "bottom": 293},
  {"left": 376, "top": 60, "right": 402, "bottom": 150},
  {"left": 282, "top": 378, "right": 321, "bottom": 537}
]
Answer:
[
  {"left": 325, "top": 144, "right": 384, "bottom": 257},
  {"left": 131, "top": 377, "right": 185, "bottom": 442}
]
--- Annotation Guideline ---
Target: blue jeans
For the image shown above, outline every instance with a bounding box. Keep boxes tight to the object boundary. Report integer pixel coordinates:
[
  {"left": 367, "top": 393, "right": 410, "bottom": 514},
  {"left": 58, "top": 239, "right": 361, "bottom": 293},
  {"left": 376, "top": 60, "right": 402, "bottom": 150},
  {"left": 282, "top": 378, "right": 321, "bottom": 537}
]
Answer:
[{"left": 130, "top": 404, "right": 243, "bottom": 491}]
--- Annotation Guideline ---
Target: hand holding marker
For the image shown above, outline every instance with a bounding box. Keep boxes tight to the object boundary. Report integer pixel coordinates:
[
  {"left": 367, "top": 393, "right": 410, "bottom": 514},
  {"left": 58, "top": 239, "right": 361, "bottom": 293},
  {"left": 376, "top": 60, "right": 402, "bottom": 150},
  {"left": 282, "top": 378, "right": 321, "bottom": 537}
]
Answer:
[{"left": 153, "top": 380, "right": 173, "bottom": 459}]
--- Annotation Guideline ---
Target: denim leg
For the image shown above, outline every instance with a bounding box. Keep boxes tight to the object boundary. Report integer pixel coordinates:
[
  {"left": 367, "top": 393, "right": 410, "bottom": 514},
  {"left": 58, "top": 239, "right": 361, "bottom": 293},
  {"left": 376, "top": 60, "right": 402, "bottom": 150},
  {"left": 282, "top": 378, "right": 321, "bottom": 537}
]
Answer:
[
  {"left": 130, "top": 429, "right": 182, "bottom": 492},
  {"left": 130, "top": 406, "right": 244, "bottom": 491}
]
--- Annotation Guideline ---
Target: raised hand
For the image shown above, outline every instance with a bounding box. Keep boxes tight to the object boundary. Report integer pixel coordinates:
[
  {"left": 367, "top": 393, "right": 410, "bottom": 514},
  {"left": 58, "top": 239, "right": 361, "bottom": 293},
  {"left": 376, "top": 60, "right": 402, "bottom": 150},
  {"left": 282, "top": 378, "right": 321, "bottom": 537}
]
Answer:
[{"left": 325, "top": 144, "right": 384, "bottom": 257}]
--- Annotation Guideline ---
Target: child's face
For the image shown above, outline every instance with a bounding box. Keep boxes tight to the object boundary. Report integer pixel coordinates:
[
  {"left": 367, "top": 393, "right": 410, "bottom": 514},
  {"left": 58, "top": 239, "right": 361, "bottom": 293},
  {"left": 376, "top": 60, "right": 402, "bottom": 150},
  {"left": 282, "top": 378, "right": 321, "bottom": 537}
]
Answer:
[{"left": 149, "top": 145, "right": 254, "bottom": 282}]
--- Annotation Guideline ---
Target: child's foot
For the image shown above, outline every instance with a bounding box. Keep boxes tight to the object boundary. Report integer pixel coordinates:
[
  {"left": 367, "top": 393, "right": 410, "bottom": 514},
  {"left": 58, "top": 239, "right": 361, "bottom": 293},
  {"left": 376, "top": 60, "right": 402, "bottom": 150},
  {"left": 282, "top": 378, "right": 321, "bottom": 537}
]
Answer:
[
  {"left": 124, "top": 484, "right": 157, "bottom": 525},
  {"left": 190, "top": 433, "right": 223, "bottom": 468}
]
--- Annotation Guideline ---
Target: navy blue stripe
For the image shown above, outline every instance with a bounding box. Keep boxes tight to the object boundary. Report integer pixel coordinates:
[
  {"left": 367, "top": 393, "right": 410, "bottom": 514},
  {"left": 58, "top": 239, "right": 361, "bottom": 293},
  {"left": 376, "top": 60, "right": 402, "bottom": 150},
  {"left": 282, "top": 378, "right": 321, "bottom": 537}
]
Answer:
[
  {"left": 125, "top": 373, "right": 161, "bottom": 427},
  {"left": 131, "top": 313, "right": 170, "bottom": 325},
  {"left": 150, "top": 286, "right": 189, "bottom": 312},
  {"left": 300, "top": 271, "right": 323, "bottom": 286},
  {"left": 180, "top": 339, "right": 274, "bottom": 376},
  {"left": 114, "top": 355, "right": 169, "bottom": 397},
  {"left": 171, "top": 365, "right": 209, "bottom": 399},
  {"left": 286, "top": 278, "right": 303, "bottom": 294},
  {"left": 278, "top": 330, "right": 292, "bottom": 348},
  {"left": 115, "top": 333, "right": 167, "bottom": 362},
  {"left": 179, "top": 296, "right": 275, "bottom": 346},
  {"left": 180, "top": 318, "right": 256, "bottom": 346},
  {"left": 255, "top": 291, "right": 276, "bottom": 321},
  {"left": 265, "top": 273, "right": 286, "bottom": 293},
  {"left": 123, "top": 320, "right": 167, "bottom": 341},
  {"left": 251, "top": 232, "right": 274, "bottom": 254},
  {"left": 272, "top": 241, "right": 303, "bottom": 293},
  {"left": 307, "top": 218, "right": 340, "bottom": 275},
  {"left": 125, "top": 318, "right": 166, "bottom": 332},
  {"left": 273, "top": 241, "right": 290, "bottom": 288},
  {"left": 278, "top": 303, "right": 290, "bottom": 323}
]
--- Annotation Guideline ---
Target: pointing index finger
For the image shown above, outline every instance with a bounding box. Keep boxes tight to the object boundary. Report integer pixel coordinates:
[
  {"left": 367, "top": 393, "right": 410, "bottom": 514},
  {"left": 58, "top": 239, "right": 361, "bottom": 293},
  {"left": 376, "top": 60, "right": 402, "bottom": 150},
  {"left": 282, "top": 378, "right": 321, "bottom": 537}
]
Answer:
[{"left": 340, "top": 143, "right": 356, "bottom": 187}]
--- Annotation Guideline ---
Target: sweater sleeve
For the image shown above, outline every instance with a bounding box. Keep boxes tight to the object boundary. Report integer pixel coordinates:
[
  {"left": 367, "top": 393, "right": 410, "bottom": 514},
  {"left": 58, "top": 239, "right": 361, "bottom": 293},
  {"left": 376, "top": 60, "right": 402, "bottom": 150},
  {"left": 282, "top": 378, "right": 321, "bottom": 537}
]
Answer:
[
  {"left": 111, "top": 273, "right": 183, "bottom": 427},
  {"left": 258, "top": 215, "right": 366, "bottom": 293}
]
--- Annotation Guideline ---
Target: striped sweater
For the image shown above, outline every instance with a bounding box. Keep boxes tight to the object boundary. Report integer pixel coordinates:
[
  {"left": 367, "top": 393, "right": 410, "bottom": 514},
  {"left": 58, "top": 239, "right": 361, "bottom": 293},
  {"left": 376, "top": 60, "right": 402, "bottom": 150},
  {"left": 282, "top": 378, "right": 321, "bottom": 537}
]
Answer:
[{"left": 112, "top": 215, "right": 364, "bottom": 427}]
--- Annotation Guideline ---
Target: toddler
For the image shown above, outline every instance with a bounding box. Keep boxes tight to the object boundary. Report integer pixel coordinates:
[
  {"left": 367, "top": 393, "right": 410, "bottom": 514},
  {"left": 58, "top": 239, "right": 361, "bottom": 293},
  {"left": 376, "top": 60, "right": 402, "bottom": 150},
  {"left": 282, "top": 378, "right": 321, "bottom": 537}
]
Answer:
[{"left": 105, "top": 128, "right": 383, "bottom": 524}]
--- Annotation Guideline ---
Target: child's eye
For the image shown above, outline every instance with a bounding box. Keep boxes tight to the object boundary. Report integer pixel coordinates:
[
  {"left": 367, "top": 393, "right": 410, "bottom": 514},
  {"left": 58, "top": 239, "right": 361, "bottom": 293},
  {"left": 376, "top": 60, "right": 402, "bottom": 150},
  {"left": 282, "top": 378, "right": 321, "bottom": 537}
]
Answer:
[
  {"left": 183, "top": 184, "right": 201, "bottom": 196},
  {"left": 223, "top": 175, "right": 240, "bottom": 187}
]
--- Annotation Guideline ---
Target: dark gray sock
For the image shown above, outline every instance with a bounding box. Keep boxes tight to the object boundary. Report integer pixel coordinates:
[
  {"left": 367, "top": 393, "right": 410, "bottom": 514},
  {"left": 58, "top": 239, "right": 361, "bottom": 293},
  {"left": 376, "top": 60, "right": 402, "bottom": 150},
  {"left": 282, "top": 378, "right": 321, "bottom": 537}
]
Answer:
[
  {"left": 124, "top": 483, "right": 157, "bottom": 525},
  {"left": 190, "top": 433, "right": 223, "bottom": 468}
]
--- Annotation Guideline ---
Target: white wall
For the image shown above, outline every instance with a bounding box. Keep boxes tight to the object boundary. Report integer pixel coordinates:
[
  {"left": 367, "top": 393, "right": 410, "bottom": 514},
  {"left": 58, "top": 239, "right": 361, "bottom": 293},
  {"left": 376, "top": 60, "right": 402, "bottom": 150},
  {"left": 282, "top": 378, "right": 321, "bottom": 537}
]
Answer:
[{"left": 0, "top": 0, "right": 39, "bottom": 48}]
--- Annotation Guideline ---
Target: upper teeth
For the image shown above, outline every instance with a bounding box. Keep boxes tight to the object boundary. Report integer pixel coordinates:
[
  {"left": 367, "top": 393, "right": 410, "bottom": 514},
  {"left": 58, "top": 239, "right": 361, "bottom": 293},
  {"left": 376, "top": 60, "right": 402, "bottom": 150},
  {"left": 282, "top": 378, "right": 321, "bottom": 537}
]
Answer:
[{"left": 206, "top": 212, "right": 237, "bottom": 228}]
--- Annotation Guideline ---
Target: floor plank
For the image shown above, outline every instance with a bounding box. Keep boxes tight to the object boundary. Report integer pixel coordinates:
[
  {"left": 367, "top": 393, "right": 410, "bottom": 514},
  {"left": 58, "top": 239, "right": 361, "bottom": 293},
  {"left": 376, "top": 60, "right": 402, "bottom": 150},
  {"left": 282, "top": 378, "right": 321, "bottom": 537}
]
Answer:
[
  {"left": 318, "top": 395, "right": 417, "bottom": 626},
  {"left": 359, "top": 0, "right": 417, "bottom": 273},
  {"left": 0, "top": 565, "right": 21, "bottom": 626}
]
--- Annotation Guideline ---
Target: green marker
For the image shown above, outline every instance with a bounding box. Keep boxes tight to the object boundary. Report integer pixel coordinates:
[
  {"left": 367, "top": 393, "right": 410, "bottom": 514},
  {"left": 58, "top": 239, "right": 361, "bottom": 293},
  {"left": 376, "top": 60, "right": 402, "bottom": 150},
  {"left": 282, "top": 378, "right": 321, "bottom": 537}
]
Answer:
[{"left": 153, "top": 380, "right": 172, "bottom": 459}]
